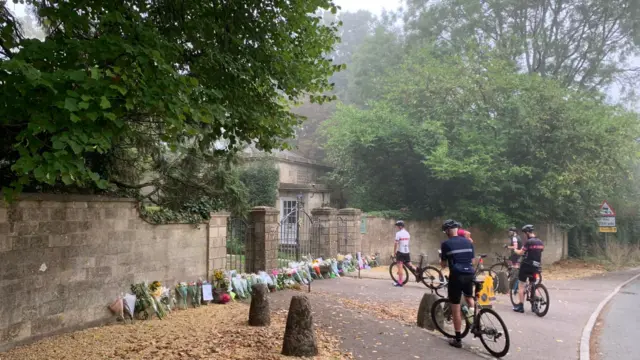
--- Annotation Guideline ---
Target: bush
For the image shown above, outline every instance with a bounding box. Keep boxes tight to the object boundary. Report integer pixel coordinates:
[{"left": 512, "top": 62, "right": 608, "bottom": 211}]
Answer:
[
  {"left": 590, "top": 240, "right": 640, "bottom": 270},
  {"left": 227, "top": 236, "right": 245, "bottom": 255},
  {"left": 239, "top": 158, "right": 279, "bottom": 207}
]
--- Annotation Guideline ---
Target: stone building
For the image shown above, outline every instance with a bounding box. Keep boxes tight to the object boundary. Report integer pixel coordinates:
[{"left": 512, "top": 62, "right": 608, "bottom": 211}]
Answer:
[{"left": 241, "top": 146, "right": 333, "bottom": 223}]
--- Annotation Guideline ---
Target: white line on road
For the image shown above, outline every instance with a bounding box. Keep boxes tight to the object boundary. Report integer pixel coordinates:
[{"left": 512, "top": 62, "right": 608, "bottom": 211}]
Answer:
[{"left": 579, "top": 269, "right": 640, "bottom": 360}]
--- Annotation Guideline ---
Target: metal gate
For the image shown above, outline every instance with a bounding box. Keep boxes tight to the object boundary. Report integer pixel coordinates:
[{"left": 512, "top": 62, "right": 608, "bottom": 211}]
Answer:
[
  {"left": 226, "top": 217, "right": 250, "bottom": 273},
  {"left": 337, "top": 216, "right": 347, "bottom": 254},
  {"left": 279, "top": 206, "right": 320, "bottom": 265}
]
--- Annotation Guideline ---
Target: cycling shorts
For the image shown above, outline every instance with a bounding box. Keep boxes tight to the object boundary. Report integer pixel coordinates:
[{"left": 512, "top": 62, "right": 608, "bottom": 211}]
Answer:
[
  {"left": 518, "top": 263, "right": 540, "bottom": 282},
  {"left": 448, "top": 273, "right": 474, "bottom": 305},
  {"left": 396, "top": 252, "right": 411, "bottom": 264}
]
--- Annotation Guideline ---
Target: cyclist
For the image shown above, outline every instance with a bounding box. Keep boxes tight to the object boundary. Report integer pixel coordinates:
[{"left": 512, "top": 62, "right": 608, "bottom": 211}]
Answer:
[
  {"left": 393, "top": 220, "right": 415, "bottom": 287},
  {"left": 457, "top": 226, "right": 474, "bottom": 243},
  {"left": 440, "top": 219, "right": 476, "bottom": 348},
  {"left": 512, "top": 224, "right": 544, "bottom": 313},
  {"left": 505, "top": 226, "right": 523, "bottom": 268}
]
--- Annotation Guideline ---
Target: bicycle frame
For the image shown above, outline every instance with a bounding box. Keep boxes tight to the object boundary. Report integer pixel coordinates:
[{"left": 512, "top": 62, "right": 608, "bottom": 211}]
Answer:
[{"left": 512, "top": 272, "right": 540, "bottom": 299}]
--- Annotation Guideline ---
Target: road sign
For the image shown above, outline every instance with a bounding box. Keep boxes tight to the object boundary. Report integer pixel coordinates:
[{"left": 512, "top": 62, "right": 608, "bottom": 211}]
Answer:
[
  {"left": 599, "top": 201, "right": 616, "bottom": 217},
  {"left": 597, "top": 217, "right": 616, "bottom": 227},
  {"left": 599, "top": 227, "right": 617, "bottom": 233}
]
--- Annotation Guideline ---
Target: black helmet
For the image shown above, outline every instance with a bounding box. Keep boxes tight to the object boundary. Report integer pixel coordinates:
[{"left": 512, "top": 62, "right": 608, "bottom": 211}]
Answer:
[
  {"left": 441, "top": 219, "right": 458, "bottom": 232},
  {"left": 508, "top": 227, "right": 518, "bottom": 232},
  {"left": 395, "top": 220, "right": 405, "bottom": 227},
  {"left": 521, "top": 224, "right": 534, "bottom": 233}
]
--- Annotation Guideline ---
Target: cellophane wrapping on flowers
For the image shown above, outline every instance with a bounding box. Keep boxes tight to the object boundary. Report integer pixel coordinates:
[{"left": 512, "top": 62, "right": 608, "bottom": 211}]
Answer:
[
  {"left": 176, "top": 283, "right": 188, "bottom": 309},
  {"left": 232, "top": 276, "right": 246, "bottom": 299}
]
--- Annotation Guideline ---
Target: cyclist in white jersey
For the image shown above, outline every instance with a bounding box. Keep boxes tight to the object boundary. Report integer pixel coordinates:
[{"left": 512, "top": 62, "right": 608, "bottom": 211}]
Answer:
[{"left": 393, "top": 220, "right": 415, "bottom": 287}]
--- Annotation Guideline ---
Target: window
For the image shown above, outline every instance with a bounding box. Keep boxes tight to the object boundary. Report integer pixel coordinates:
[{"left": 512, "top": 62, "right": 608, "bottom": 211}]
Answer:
[{"left": 283, "top": 200, "right": 297, "bottom": 224}]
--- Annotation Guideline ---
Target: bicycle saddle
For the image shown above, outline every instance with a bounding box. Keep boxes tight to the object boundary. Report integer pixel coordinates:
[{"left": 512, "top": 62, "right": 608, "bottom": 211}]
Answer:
[{"left": 473, "top": 279, "right": 485, "bottom": 290}]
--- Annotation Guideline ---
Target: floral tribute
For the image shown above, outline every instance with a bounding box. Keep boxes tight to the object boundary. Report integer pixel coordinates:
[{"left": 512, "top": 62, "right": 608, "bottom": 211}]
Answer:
[{"left": 108, "top": 253, "right": 375, "bottom": 323}]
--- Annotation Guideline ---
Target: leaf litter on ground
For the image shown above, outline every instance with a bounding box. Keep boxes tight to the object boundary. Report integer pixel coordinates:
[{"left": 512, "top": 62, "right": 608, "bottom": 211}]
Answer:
[{"left": 1, "top": 302, "right": 353, "bottom": 360}]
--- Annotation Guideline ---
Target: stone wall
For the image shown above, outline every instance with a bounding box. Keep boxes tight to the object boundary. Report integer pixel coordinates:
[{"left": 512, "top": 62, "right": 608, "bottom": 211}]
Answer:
[
  {"left": 360, "top": 216, "right": 568, "bottom": 266},
  {"left": 0, "top": 194, "right": 227, "bottom": 351}
]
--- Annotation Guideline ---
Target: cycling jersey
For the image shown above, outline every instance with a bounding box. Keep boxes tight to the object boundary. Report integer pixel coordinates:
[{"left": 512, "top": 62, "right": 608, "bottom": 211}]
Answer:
[
  {"left": 395, "top": 229, "right": 410, "bottom": 254},
  {"left": 441, "top": 236, "right": 475, "bottom": 275},
  {"left": 521, "top": 237, "right": 544, "bottom": 267},
  {"left": 509, "top": 235, "right": 523, "bottom": 263}
]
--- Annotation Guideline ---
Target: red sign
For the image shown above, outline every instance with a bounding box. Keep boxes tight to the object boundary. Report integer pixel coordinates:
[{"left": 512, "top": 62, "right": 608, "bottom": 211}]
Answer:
[{"left": 599, "top": 201, "right": 616, "bottom": 217}]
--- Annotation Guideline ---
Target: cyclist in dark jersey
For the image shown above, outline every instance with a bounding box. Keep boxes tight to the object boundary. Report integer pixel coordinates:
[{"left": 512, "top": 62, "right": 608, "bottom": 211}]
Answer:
[
  {"left": 511, "top": 224, "right": 544, "bottom": 313},
  {"left": 440, "top": 219, "right": 476, "bottom": 348}
]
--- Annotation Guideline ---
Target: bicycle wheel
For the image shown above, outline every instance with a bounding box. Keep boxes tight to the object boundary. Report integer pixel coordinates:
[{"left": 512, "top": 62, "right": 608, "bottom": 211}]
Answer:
[
  {"left": 476, "top": 308, "right": 510, "bottom": 358},
  {"left": 532, "top": 283, "right": 550, "bottom": 317},
  {"left": 430, "top": 298, "right": 470, "bottom": 339},
  {"left": 389, "top": 262, "right": 409, "bottom": 285},
  {"left": 509, "top": 280, "right": 520, "bottom": 307},
  {"left": 489, "top": 264, "right": 508, "bottom": 291},
  {"left": 421, "top": 266, "right": 444, "bottom": 289},
  {"left": 476, "top": 268, "right": 498, "bottom": 291}
]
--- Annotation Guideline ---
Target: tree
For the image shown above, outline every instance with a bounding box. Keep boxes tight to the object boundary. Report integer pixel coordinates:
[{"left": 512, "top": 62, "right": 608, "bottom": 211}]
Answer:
[
  {"left": 239, "top": 157, "right": 279, "bottom": 208},
  {"left": 291, "top": 10, "right": 376, "bottom": 161},
  {"left": 322, "top": 46, "right": 640, "bottom": 228},
  {"left": 0, "top": 0, "right": 342, "bottom": 206},
  {"left": 403, "top": 0, "right": 640, "bottom": 95}
]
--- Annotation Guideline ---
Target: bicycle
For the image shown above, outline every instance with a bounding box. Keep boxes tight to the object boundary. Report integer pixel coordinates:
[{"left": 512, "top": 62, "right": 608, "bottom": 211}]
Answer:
[
  {"left": 509, "top": 271, "right": 549, "bottom": 317},
  {"left": 488, "top": 251, "right": 516, "bottom": 292},
  {"left": 389, "top": 253, "right": 445, "bottom": 290},
  {"left": 430, "top": 277, "right": 510, "bottom": 358}
]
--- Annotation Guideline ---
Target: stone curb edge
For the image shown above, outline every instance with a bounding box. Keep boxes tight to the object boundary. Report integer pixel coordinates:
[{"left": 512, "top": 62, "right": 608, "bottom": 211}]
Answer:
[{"left": 579, "top": 268, "right": 640, "bottom": 360}]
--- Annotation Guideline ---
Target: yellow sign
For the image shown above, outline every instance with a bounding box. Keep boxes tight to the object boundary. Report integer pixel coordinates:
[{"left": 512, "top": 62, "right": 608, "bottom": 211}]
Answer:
[
  {"left": 477, "top": 275, "right": 495, "bottom": 308},
  {"left": 599, "top": 227, "right": 617, "bottom": 233}
]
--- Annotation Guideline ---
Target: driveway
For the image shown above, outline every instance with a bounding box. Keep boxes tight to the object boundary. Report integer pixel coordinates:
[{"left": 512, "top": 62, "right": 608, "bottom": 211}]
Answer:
[{"left": 286, "top": 268, "right": 640, "bottom": 359}]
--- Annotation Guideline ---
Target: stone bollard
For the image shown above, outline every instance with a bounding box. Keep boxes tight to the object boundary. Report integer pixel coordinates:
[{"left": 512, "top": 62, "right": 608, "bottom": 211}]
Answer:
[
  {"left": 248, "top": 283, "right": 271, "bottom": 326},
  {"left": 282, "top": 295, "right": 318, "bottom": 356},
  {"left": 496, "top": 272, "right": 510, "bottom": 294},
  {"left": 417, "top": 293, "right": 441, "bottom": 330}
]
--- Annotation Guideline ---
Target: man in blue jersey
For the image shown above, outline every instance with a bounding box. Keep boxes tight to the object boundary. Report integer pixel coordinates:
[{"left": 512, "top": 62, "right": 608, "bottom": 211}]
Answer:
[{"left": 440, "top": 219, "right": 476, "bottom": 349}]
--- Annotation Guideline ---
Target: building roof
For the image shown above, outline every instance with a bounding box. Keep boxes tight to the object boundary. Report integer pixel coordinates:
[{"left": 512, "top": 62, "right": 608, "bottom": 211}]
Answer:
[{"left": 241, "top": 144, "right": 332, "bottom": 169}]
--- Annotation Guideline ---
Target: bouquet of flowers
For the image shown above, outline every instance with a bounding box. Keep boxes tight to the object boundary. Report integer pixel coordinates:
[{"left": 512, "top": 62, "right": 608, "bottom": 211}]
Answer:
[
  {"left": 231, "top": 275, "right": 246, "bottom": 298},
  {"left": 149, "top": 281, "right": 162, "bottom": 297},
  {"left": 240, "top": 275, "right": 249, "bottom": 295},
  {"left": 187, "top": 281, "right": 200, "bottom": 307},
  {"left": 175, "top": 283, "right": 188, "bottom": 309},
  {"left": 276, "top": 273, "right": 286, "bottom": 289},
  {"left": 311, "top": 261, "right": 322, "bottom": 279},
  {"left": 258, "top": 271, "right": 273, "bottom": 286},
  {"left": 291, "top": 269, "right": 304, "bottom": 284},
  {"left": 131, "top": 282, "right": 164, "bottom": 320},
  {"left": 108, "top": 296, "right": 124, "bottom": 321},
  {"left": 330, "top": 259, "right": 340, "bottom": 277},
  {"left": 213, "top": 269, "right": 226, "bottom": 289}
]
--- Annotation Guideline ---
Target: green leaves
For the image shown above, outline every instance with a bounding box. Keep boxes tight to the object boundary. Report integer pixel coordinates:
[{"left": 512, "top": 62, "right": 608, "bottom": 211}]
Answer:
[
  {"left": 64, "top": 97, "right": 78, "bottom": 111},
  {"left": 99, "top": 96, "right": 111, "bottom": 109},
  {"left": 2, "top": 0, "right": 341, "bottom": 206},
  {"left": 323, "top": 46, "right": 640, "bottom": 229}
]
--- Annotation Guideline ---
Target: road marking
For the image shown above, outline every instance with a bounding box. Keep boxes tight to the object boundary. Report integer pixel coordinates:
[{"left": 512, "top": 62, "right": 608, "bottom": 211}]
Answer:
[{"left": 579, "top": 269, "right": 640, "bottom": 360}]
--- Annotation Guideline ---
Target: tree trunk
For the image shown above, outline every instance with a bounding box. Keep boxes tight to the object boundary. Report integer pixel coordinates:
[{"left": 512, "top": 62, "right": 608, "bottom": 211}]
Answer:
[
  {"left": 281, "top": 295, "right": 318, "bottom": 357},
  {"left": 248, "top": 283, "right": 270, "bottom": 326},
  {"left": 417, "top": 293, "right": 441, "bottom": 330},
  {"left": 496, "top": 271, "right": 509, "bottom": 294}
]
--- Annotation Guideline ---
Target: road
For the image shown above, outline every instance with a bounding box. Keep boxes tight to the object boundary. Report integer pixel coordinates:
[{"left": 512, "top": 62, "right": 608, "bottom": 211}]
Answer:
[
  {"left": 272, "top": 268, "right": 640, "bottom": 359},
  {"left": 596, "top": 276, "right": 640, "bottom": 360}
]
